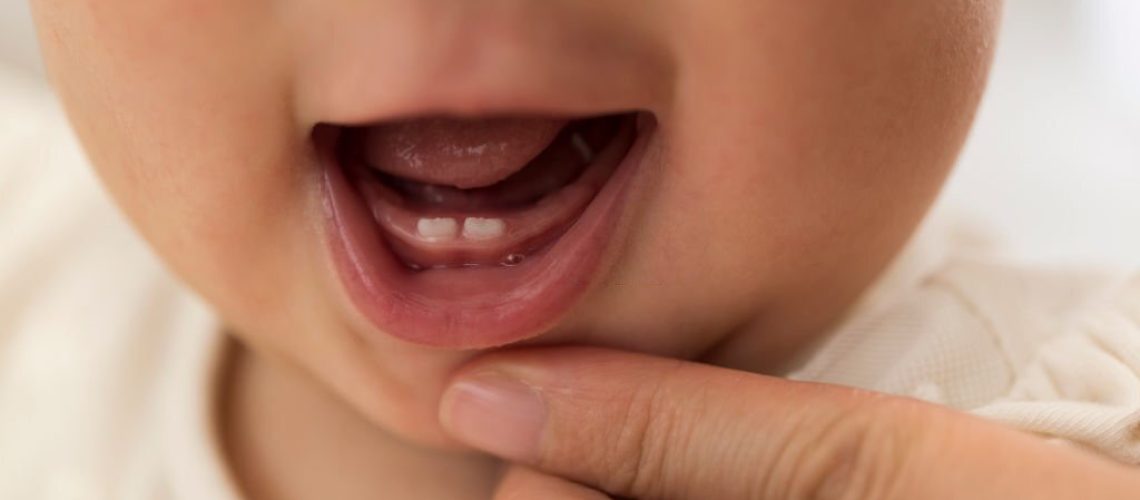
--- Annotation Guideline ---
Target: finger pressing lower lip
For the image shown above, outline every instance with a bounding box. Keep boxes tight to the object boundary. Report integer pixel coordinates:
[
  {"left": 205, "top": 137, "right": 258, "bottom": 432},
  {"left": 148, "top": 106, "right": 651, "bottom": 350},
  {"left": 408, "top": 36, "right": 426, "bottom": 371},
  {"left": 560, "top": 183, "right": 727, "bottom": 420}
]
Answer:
[
  {"left": 438, "top": 370, "right": 547, "bottom": 462},
  {"left": 437, "top": 346, "right": 959, "bottom": 500},
  {"left": 439, "top": 347, "right": 727, "bottom": 497}
]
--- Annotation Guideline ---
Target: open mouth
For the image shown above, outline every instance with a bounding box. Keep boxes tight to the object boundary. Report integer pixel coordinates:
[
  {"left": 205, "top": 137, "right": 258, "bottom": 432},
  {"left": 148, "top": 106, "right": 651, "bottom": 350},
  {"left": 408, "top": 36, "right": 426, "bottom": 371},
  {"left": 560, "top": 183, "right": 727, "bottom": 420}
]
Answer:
[{"left": 316, "top": 112, "right": 653, "bottom": 348}]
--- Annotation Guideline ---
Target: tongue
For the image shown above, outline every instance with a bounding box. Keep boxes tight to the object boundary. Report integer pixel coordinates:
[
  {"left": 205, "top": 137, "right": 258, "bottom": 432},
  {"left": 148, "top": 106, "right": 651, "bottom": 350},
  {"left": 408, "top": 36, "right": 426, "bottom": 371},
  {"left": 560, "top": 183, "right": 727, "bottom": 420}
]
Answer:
[{"left": 357, "top": 117, "right": 568, "bottom": 189}]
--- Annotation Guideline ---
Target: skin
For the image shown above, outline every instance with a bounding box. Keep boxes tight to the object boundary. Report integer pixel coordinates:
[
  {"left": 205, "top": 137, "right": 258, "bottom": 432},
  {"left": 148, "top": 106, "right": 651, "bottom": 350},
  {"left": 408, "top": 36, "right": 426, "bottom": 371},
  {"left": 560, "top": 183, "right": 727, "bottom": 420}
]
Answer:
[
  {"left": 29, "top": 0, "right": 1007, "bottom": 498},
  {"left": 446, "top": 348, "right": 1140, "bottom": 499}
]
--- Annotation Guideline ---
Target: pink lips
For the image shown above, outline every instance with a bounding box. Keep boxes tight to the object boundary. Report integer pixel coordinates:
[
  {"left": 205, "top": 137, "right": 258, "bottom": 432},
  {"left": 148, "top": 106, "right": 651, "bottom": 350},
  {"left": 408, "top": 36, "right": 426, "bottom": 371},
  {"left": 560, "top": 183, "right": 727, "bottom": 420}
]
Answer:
[{"left": 318, "top": 114, "right": 653, "bottom": 348}]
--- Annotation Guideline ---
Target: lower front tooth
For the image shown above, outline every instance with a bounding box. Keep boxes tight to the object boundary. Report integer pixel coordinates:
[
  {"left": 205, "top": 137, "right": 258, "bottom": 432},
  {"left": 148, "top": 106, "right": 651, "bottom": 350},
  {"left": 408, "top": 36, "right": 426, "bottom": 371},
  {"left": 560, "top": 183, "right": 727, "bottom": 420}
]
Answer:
[
  {"left": 417, "top": 217, "right": 459, "bottom": 241},
  {"left": 462, "top": 217, "right": 506, "bottom": 241}
]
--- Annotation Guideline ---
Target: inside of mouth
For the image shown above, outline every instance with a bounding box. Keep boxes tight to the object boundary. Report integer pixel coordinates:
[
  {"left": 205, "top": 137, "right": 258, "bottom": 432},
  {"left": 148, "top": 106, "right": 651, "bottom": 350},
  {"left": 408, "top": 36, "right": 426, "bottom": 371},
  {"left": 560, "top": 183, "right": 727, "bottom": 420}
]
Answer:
[{"left": 337, "top": 113, "right": 630, "bottom": 270}]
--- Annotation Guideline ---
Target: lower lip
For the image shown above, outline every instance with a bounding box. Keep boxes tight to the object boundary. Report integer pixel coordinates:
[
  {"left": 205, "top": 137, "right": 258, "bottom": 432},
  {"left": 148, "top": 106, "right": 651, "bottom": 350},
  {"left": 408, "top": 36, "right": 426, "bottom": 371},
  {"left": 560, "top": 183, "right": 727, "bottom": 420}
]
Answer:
[{"left": 318, "top": 116, "right": 654, "bottom": 349}]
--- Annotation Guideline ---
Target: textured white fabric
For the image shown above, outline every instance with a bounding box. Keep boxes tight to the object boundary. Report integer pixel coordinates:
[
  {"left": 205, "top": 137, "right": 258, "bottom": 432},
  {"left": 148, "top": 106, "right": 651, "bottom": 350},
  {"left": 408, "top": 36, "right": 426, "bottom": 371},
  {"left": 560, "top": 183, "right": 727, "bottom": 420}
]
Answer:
[
  {"left": 791, "top": 256, "right": 1140, "bottom": 464},
  {"left": 1, "top": 64, "right": 1139, "bottom": 499}
]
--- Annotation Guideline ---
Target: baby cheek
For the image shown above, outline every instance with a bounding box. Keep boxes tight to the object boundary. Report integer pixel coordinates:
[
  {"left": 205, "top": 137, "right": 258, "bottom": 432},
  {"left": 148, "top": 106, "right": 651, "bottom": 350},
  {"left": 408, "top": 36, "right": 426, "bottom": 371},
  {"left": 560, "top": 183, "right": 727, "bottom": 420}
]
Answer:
[{"left": 34, "top": 0, "right": 308, "bottom": 309}]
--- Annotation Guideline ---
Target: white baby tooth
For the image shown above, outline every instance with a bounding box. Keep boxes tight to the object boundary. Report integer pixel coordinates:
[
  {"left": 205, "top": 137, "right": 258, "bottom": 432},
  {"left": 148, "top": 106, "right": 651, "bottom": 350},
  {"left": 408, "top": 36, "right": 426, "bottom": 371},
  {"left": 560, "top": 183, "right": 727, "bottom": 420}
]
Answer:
[
  {"left": 571, "top": 133, "right": 594, "bottom": 163},
  {"left": 462, "top": 217, "right": 506, "bottom": 241},
  {"left": 417, "top": 217, "right": 458, "bottom": 241}
]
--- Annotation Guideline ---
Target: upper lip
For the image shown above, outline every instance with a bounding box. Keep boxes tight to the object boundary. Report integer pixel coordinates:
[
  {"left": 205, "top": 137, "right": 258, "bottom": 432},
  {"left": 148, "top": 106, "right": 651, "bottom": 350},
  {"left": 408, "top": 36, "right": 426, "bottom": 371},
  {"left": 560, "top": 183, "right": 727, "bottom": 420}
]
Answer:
[{"left": 298, "top": 22, "right": 670, "bottom": 127}]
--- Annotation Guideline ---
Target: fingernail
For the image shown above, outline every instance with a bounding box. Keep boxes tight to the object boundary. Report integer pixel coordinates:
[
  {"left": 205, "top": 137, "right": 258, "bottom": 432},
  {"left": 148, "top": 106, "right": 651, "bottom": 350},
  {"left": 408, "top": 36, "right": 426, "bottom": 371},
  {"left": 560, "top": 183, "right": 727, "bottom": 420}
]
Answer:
[{"left": 440, "top": 372, "right": 546, "bottom": 461}]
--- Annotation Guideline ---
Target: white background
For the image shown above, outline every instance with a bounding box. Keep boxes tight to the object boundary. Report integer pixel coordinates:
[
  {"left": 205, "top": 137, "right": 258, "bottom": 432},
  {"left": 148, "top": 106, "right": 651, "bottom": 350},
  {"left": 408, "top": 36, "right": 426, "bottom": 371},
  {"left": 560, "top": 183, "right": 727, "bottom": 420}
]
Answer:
[
  {"left": 2, "top": 0, "right": 1138, "bottom": 267},
  {"left": 937, "top": 0, "right": 1140, "bottom": 267}
]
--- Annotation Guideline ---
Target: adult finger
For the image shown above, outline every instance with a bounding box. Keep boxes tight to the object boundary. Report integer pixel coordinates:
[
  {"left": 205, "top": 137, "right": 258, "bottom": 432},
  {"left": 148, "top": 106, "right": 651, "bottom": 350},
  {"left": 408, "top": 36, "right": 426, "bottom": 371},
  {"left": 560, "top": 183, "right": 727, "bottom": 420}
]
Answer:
[
  {"left": 439, "top": 347, "right": 1140, "bottom": 500},
  {"left": 493, "top": 466, "right": 610, "bottom": 500}
]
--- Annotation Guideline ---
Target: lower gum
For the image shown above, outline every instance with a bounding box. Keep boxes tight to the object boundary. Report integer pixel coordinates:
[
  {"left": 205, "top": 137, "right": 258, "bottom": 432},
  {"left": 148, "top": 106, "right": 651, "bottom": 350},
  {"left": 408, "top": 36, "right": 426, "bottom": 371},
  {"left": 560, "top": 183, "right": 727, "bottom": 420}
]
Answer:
[{"left": 403, "top": 252, "right": 528, "bottom": 271}]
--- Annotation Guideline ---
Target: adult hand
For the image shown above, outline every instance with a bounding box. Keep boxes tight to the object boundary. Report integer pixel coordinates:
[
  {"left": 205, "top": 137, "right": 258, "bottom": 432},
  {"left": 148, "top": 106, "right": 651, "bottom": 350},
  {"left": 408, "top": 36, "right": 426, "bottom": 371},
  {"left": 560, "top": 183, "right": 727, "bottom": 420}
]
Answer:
[{"left": 438, "top": 347, "right": 1140, "bottom": 499}]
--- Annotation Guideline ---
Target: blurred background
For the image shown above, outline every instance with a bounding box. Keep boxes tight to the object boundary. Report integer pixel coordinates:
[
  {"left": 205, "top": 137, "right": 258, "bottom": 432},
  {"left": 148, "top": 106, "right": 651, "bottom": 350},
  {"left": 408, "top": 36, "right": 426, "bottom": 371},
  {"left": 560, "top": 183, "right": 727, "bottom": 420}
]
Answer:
[{"left": 1, "top": 0, "right": 1138, "bottom": 268}]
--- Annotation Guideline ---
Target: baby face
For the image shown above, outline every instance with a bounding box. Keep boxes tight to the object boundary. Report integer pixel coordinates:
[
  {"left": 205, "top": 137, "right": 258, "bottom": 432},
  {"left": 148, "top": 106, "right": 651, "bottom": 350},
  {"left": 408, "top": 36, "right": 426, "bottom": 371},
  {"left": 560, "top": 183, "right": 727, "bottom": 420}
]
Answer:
[{"left": 31, "top": 0, "right": 998, "bottom": 445}]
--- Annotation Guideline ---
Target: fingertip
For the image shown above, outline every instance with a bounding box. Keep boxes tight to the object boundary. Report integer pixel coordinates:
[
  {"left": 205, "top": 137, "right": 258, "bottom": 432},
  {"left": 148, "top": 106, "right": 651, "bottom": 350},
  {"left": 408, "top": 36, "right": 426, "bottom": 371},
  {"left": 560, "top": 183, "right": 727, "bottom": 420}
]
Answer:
[{"left": 439, "top": 371, "right": 547, "bottom": 462}]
